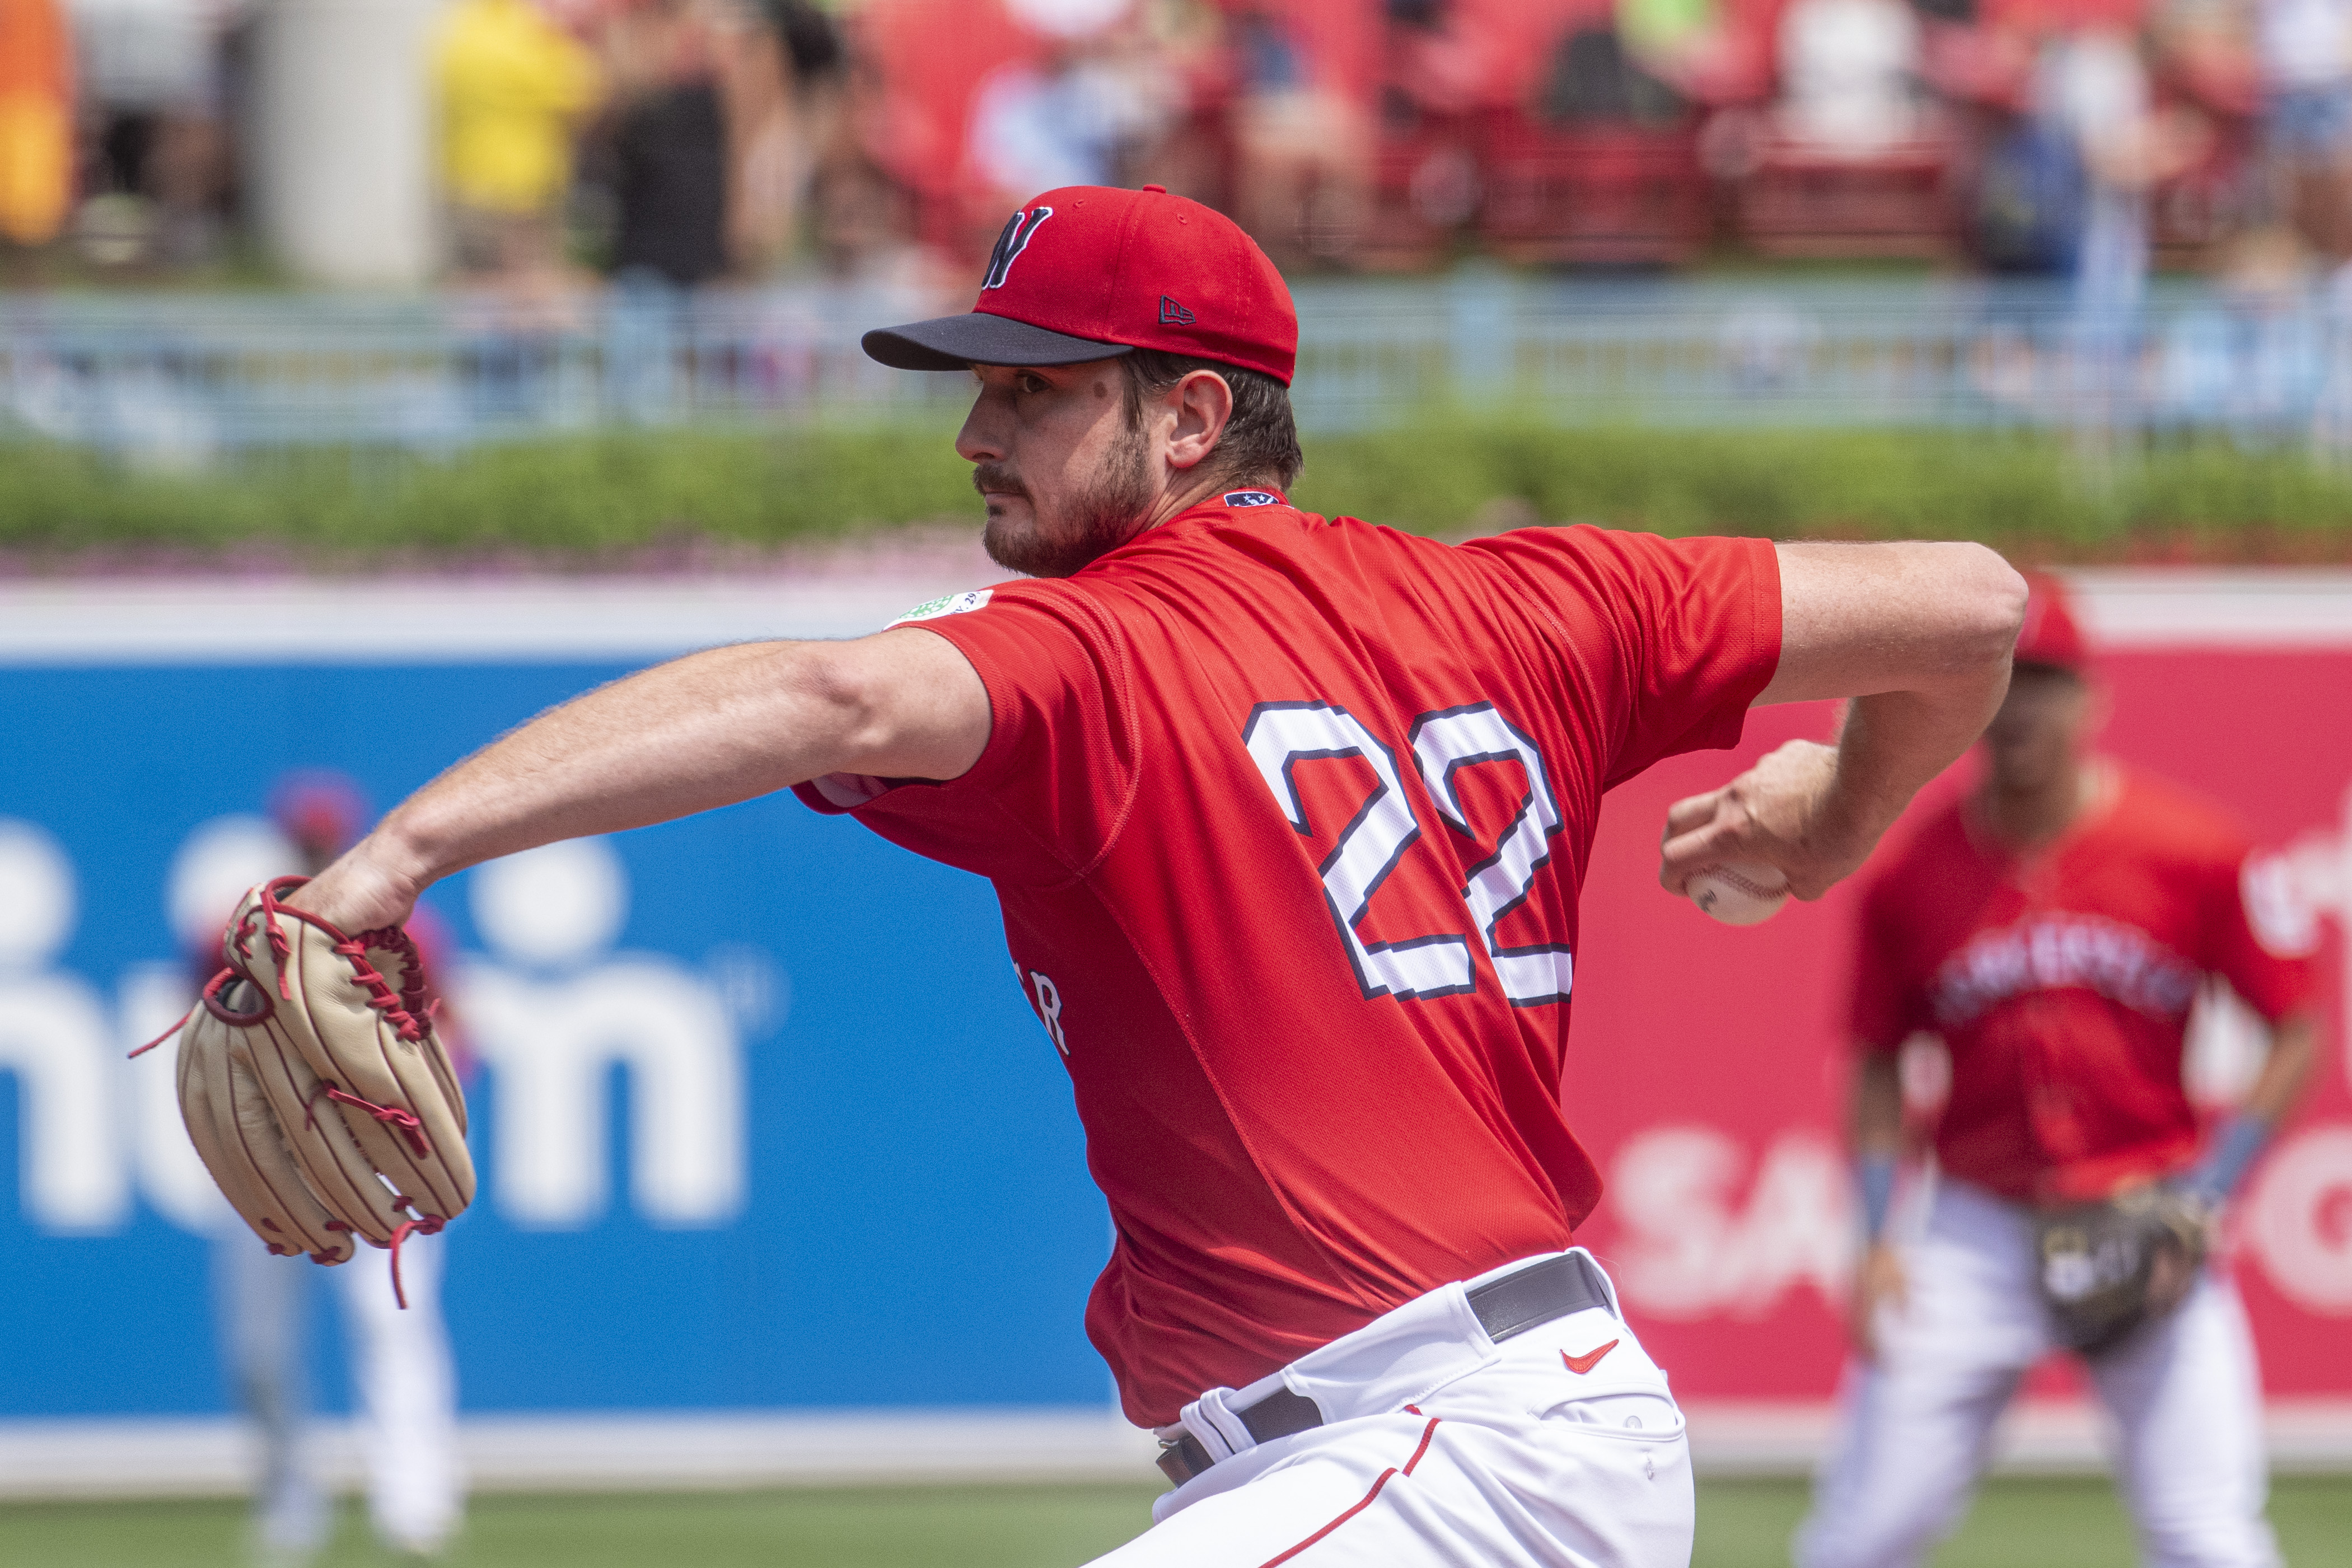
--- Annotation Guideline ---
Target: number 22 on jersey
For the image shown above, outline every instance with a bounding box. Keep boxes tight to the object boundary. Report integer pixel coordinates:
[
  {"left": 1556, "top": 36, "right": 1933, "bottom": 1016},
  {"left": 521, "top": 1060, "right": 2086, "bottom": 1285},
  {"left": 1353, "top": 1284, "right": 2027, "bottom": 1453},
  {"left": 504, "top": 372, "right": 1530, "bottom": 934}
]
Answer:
[{"left": 1242, "top": 699, "right": 1574, "bottom": 1008}]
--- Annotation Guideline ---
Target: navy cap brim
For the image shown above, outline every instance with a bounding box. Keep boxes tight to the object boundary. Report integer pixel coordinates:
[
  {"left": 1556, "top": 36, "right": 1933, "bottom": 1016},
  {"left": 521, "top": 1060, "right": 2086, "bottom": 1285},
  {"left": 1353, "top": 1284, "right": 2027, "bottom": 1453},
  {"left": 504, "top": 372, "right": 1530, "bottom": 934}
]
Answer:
[{"left": 861, "top": 312, "right": 1135, "bottom": 372}]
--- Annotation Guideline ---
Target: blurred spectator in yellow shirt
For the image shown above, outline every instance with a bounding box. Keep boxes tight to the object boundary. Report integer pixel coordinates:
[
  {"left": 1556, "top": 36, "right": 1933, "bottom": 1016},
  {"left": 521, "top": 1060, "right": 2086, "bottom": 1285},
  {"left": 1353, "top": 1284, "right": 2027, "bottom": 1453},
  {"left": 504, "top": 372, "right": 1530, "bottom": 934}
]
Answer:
[
  {"left": 0, "top": 0, "right": 74, "bottom": 251},
  {"left": 434, "top": 0, "right": 602, "bottom": 283}
]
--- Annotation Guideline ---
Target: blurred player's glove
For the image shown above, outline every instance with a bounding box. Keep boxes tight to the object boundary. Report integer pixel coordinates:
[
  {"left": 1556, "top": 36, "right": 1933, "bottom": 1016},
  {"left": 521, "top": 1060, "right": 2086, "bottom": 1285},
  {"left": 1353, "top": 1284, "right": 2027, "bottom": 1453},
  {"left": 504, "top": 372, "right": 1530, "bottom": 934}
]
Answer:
[
  {"left": 2033, "top": 1187, "right": 2211, "bottom": 1356},
  {"left": 138, "top": 877, "right": 474, "bottom": 1307}
]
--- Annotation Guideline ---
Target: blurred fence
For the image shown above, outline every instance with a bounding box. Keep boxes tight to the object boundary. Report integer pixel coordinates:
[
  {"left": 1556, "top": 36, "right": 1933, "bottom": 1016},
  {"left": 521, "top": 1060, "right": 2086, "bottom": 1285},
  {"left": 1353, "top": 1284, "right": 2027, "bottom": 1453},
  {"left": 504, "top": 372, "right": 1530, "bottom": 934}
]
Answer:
[{"left": 10, "top": 273, "right": 2352, "bottom": 461}]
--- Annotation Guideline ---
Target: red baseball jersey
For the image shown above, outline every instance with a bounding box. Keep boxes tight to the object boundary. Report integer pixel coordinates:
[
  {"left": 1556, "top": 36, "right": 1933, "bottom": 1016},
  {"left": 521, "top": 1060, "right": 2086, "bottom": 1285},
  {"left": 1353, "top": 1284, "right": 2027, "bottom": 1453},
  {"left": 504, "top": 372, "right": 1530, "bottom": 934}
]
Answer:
[
  {"left": 798, "top": 495, "right": 1780, "bottom": 1425},
  {"left": 1853, "top": 770, "right": 2316, "bottom": 1205}
]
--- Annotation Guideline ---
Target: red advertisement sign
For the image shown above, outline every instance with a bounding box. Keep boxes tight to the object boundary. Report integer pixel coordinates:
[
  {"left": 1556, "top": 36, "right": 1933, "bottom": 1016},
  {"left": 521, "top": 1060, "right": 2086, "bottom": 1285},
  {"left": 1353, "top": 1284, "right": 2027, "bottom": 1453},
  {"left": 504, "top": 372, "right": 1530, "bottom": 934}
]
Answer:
[{"left": 1566, "top": 576, "right": 2352, "bottom": 1408}]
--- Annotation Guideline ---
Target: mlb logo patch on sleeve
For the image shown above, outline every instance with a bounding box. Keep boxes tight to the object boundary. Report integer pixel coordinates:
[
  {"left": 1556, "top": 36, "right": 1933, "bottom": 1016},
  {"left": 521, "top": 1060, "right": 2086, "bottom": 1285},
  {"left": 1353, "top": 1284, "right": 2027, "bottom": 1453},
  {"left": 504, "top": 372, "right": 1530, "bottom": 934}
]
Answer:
[
  {"left": 887, "top": 588, "right": 993, "bottom": 628},
  {"left": 1222, "top": 490, "right": 1282, "bottom": 508}
]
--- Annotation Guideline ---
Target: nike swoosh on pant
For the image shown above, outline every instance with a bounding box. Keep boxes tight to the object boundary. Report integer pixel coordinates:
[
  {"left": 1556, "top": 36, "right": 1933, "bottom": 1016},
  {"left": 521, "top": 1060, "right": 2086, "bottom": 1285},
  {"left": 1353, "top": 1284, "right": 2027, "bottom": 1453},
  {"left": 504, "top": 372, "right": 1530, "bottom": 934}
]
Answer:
[{"left": 1562, "top": 1339, "right": 1620, "bottom": 1374}]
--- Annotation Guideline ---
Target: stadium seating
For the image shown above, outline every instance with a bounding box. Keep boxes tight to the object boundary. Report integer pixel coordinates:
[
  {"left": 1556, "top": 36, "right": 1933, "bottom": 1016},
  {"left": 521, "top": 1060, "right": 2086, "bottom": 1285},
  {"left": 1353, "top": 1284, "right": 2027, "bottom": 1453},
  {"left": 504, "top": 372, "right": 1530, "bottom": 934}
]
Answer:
[
  {"left": 1731, "top": 127, "right": 1961, "bottom": 260},
  {"left": 1354, "top": 111, "right": 1488, "bottom": 272},
  {"left": 1479, "top": 113, "right": 1713, "bottom": 267}
]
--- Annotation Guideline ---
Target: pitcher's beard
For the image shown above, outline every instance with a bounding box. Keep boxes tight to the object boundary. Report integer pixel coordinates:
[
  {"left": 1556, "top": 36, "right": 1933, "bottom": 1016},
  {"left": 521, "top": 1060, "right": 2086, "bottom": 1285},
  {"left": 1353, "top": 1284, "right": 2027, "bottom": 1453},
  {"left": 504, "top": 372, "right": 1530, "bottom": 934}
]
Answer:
[{"left": 978, "top": 430, "right": 1157, "bottom": 578}]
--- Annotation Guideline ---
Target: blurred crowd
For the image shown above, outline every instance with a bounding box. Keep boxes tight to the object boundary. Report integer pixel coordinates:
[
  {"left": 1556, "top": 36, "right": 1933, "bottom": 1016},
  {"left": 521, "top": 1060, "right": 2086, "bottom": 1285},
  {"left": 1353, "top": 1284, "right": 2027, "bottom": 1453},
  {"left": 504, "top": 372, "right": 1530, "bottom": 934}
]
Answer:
[{"left": 3, "top": 0, "right": 2352, "bottom": 294}]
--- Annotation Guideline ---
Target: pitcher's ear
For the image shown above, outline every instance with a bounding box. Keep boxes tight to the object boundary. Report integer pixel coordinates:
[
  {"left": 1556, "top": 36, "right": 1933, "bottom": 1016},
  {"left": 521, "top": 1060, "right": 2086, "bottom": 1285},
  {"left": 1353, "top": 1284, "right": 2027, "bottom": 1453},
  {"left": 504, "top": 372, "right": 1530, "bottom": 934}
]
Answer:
[{"left": 1164, "top": 369, "right": 1236, "bottom": 472}]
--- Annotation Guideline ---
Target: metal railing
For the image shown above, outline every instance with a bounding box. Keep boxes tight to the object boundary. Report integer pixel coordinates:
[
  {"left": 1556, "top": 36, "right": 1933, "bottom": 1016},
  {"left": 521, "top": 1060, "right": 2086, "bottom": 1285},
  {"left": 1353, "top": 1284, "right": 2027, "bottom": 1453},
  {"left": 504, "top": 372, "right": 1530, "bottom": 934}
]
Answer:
[
  {"left": 1291, "top": 273, "right": 2352, "bottom": 443},
  {"left": 7, "top": 272, "right": 2352, "bottom": 461}
]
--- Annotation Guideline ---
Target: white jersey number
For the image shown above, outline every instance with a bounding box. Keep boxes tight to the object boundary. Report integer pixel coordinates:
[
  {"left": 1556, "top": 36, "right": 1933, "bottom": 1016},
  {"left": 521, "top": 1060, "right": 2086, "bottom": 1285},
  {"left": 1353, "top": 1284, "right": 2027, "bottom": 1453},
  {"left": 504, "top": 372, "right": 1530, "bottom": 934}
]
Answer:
[
  {"left": 1242, "top": 703, "right": 1477, "bottom": 1000},
  {"left": 1242, "top": 699, "right": 1572, "bottom": 1005},
  {"left": 1409, "top": 703, "right": 1573, "bottom": 1007}
]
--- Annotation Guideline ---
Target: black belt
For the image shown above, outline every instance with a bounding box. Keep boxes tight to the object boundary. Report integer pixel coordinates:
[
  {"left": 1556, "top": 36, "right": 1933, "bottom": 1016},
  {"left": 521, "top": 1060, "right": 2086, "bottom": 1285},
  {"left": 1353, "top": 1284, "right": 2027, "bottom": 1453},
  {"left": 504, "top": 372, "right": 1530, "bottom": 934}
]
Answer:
[{"left": 1155, "top": 1252, "right": 1614, "bottom": 1486}]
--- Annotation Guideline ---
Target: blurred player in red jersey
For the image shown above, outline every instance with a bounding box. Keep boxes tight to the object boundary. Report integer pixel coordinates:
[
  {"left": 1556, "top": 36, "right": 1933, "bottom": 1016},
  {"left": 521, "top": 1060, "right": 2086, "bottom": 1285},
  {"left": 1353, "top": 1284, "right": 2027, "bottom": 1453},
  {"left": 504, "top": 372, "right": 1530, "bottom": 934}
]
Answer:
[
  {"left": 281, "top": 185, "right": 2024, "bottom": 1565},
  {"left": 213, "top": 774, "right": 467, "bottom": 1566},
  {"left": 1796, "top": 576, "right": 2322, "bottom": 1568}
]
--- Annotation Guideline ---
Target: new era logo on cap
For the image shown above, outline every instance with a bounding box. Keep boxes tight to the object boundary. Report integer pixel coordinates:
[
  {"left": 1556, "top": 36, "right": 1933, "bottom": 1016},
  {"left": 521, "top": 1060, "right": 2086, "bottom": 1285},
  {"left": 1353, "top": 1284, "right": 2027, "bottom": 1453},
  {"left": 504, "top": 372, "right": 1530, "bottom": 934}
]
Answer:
[{"left": 1159, "top": 295, "right": 1195, "bottom": 325}]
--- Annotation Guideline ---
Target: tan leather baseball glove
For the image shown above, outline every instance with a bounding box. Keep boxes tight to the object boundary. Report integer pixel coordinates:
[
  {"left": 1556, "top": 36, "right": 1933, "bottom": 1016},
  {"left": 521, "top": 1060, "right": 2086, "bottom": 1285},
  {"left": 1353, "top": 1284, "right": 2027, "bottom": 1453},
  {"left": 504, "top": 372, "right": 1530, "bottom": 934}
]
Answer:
[
  {"left": 2033, "top": 1185, "right": 2211, "bottom": 1356},
  {"left": 138, "top": 876, "right": 473, "bottom": 1305}
]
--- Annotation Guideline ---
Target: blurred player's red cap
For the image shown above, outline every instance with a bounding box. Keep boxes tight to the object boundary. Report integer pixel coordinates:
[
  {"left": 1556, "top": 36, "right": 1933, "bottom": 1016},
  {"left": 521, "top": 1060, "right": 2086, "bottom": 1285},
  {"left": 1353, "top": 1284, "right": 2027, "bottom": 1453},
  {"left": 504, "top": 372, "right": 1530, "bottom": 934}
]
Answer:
[
  {"left": 270, "top": 770, "right": 370, "bottom": 856},
  {"left": 862, "top": 185, "right": 1299, "bottom": 385},
  {"left": 2013, "top": 572, "right": 2089, "bottom": 673}
]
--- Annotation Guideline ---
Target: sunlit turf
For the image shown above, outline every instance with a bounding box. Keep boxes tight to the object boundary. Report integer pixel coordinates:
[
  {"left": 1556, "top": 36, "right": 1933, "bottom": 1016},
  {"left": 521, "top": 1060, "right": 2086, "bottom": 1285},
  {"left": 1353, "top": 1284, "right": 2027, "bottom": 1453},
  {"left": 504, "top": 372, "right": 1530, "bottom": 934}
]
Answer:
[
  {"left": 1694, "top": 1476, "right": 2352, "bottom": 1568},
  {"left": 2, "top": 1475, "right": 2346, "bottom": 1567}
]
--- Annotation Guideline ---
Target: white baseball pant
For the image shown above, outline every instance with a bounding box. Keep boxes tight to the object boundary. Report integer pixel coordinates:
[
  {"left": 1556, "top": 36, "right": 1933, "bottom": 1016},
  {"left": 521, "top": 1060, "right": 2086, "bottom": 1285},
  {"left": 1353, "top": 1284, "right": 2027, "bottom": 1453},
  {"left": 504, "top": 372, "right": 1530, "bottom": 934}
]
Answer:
[
  {"left": 1092, "top": 1251, "right": 1694, "bottom": 1568},
  {"left": 334, "top": 1230, "right": 463, "bottom": 1555},
  {"left": 1794, "top": 1178, "right": 2276, "bottom": 1568},
  {"left": 219, "top": 1235, "right": 329, "bottom": 1558},
  {"left": 218, "top": 1230, "right": 464, "bottom": 1557}
]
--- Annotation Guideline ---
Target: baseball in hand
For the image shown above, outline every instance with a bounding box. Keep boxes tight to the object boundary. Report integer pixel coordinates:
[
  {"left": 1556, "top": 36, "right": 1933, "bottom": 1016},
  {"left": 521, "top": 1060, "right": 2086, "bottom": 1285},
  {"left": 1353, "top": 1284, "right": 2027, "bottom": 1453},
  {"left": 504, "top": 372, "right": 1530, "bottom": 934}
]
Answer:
[{"left": 1686, "top": 860, "right": 1790, "bottom": 925}]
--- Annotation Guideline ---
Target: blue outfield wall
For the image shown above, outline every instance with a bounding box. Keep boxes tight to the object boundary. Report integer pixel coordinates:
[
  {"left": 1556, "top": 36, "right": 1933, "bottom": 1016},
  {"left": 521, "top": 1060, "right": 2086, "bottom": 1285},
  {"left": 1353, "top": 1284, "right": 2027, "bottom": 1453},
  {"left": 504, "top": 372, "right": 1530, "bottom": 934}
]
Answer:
[{"left": 0, "top": 662, "right": 1113, "bottom": 1419}]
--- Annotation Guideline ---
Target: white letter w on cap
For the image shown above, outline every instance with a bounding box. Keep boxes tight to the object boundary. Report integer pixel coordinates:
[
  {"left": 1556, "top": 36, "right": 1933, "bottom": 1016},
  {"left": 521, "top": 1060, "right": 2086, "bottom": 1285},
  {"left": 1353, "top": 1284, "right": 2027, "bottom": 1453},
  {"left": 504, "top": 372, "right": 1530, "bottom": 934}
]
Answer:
[{"left": 983, "top": 206, "right": 1054, "bottom": 289}]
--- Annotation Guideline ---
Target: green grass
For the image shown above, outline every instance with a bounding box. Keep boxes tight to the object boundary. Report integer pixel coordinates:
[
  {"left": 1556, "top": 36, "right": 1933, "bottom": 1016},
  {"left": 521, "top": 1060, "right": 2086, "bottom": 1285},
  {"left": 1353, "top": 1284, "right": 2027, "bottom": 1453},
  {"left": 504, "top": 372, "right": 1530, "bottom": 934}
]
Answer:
[
  {"left": 0, "top": 1485, "right": 1155, "bottom": 1568},
  {"left": 1693, "top": 1476, "right": 2352, "bottom": 1568},
  {"left": 7, "top": 423, "right": 2352, "bottom": 565},
  {"left": 3, "top": 1477, "right": 2347, "bottom": 1568}
]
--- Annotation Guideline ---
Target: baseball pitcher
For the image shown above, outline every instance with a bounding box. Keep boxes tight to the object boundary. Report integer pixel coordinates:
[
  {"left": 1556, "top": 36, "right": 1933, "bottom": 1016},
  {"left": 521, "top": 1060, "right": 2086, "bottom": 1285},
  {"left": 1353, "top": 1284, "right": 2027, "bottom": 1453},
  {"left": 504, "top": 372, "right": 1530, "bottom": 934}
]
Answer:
[
  {"left": 1795, "top": 574, "right": 2321, "bottom": 1568},
  {"left": 170, "top": 186, "right": 2026, "bottom": 1566}
]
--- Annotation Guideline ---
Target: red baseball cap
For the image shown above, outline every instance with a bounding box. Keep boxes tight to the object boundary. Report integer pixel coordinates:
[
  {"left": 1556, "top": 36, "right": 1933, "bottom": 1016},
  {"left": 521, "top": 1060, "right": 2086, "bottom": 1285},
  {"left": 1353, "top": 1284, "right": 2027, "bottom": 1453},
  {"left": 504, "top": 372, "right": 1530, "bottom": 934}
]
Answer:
[
  {"left": 862, "top": 185, "right": 1299, "bottom": 385},
  {"left": 269, "top": 769, "right": 370, "bottom": 856},
  {"left": 2013, "top": 571, "right": 2089, "bottom": 672}
]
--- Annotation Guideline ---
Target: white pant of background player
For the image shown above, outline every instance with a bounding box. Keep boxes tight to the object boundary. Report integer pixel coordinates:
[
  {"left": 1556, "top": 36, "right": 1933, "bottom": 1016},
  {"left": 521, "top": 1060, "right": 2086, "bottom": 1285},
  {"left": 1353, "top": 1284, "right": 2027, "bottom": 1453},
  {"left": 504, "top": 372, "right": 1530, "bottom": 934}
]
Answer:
[
  {"left": 1795, "top": 1178, "right": 2275, "bottom": 1568},
  {"left": 218, "top": 1231, "right": 462, "bottom": 1559},
  {"left": 1096, "top": 1251, "right": 1693, "bottom": 1567}
]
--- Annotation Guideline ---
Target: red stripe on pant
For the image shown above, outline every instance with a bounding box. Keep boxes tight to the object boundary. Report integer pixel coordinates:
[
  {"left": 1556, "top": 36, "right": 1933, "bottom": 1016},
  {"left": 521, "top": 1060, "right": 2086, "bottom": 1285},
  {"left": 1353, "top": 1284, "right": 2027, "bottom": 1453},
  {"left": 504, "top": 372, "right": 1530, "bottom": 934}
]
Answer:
[{"left": 1256, "top": 1417, "right": 1443, "bottom": 1568}]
